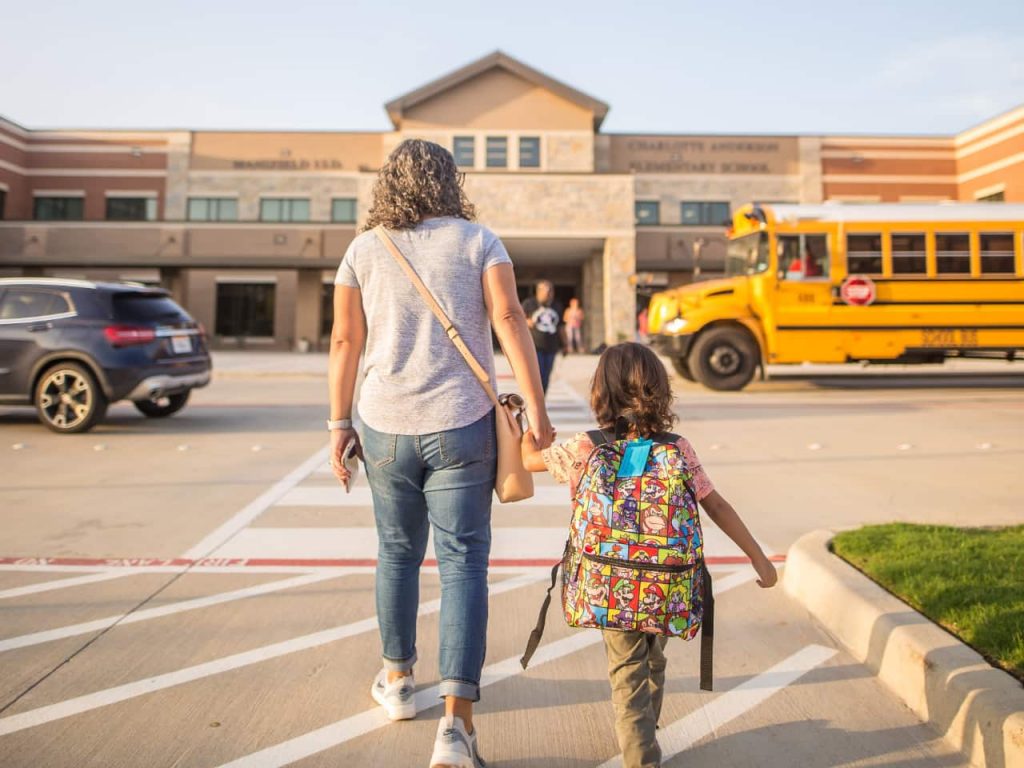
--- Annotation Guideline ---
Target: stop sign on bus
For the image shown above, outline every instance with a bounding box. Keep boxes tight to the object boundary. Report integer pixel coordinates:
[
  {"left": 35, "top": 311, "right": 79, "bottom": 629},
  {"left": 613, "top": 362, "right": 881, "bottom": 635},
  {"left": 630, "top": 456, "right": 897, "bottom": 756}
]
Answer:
[{"left": 841, "top": 276, "right": 877, "bottom": 306}]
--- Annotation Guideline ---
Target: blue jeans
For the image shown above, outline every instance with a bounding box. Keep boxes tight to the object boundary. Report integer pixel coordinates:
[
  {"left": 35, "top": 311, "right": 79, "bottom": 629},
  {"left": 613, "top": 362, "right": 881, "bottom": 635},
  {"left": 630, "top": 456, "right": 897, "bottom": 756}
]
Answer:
[
  {"left": 361, "top": 409, "right": 497, "bottom": 701},
  {"left": 536, "top": 349, "right": 558, "bottom": 393}
]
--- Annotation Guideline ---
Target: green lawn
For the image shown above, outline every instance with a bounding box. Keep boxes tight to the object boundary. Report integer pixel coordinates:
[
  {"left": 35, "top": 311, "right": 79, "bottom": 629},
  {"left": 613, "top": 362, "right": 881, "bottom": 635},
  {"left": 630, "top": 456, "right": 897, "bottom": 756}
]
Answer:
[{"left": 831, "top": 523, "right": 1024, "bottom": 682}]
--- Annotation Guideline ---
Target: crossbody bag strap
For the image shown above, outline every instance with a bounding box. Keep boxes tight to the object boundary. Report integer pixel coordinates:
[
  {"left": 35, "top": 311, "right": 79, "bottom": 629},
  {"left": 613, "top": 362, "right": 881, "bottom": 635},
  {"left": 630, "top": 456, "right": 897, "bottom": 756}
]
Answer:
[{"left": 374, "top": 225, "right": 500, "bottom": 408}]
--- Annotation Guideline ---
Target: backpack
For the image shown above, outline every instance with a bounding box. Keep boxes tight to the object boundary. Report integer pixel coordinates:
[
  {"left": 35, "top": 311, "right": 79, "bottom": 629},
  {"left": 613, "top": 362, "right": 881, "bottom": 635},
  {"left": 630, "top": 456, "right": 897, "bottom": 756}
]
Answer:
[{"left": 520, "top": 429, "right": 715, "bottom": 691}]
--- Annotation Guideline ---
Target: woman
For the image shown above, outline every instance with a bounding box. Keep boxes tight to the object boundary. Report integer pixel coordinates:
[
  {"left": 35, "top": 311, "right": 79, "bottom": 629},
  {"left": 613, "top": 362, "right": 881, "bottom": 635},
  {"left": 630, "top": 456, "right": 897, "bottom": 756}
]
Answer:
[{"left": 327, "top": 139, "right": 553, "bottom": 768}]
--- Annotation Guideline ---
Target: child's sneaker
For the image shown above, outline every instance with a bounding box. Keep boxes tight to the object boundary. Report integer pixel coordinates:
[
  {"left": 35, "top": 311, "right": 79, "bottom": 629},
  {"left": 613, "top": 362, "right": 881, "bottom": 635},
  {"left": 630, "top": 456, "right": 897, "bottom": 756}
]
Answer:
[
  {"left": 370, "top": 669, "right": 416, "bottom": 721},
  {"left": 429, "top": 715, "right": 485, "bottom": 767}
]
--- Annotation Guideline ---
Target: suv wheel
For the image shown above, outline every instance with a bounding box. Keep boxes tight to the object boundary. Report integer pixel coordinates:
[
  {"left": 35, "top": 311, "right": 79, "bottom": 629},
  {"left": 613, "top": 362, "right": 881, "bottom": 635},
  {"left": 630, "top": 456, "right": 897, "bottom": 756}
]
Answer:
[
  {"left": 133, "top": 390, "right": 190, "bottom": 418},
  {"left": 688, "top": 327, "right": 759, "bottom": 391},
  {"left": 35, "top": 362, "right": 109, "bottom": 434}
]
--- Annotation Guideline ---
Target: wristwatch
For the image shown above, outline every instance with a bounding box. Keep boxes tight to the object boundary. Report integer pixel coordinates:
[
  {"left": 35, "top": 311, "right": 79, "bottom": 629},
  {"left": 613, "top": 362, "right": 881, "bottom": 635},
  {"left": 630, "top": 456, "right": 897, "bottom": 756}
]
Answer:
[{"left": 326, "top": 418, "right": 353, "bottom": 431}]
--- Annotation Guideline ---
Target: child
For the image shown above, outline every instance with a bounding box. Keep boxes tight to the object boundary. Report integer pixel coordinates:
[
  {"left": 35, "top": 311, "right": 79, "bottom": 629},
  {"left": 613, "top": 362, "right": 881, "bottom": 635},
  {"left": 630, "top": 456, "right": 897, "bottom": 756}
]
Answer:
[{"left": 521, "top": 342, "right": 777, "bottom": 768}]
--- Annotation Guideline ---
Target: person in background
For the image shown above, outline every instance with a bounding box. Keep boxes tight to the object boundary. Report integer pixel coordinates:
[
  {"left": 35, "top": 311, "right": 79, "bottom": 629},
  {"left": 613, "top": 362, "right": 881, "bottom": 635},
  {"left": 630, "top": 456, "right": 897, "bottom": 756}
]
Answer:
[
  {"left": 522, "top": 279, "right": 566, "bottom": 393},
  {"left": 564, "top": 297, "right": 585, "bottom": 354}
]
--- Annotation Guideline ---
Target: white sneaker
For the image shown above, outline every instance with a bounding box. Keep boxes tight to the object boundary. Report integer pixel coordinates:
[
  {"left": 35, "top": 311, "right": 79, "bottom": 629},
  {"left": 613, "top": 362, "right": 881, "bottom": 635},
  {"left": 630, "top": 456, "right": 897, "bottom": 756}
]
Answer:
[
  {"left": 370, "top": 669, "right": 416, "bottom": 721},
  {"left": 429, "top": 715, "right": 485, "bottom": 768}
]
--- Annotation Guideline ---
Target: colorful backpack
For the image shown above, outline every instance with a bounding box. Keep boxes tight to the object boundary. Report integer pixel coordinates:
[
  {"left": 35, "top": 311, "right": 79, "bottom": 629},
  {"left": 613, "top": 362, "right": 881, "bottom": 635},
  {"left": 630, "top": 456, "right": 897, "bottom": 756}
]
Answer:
[{"left": 520, "top": 429, "right": 715, "bottom": 690}]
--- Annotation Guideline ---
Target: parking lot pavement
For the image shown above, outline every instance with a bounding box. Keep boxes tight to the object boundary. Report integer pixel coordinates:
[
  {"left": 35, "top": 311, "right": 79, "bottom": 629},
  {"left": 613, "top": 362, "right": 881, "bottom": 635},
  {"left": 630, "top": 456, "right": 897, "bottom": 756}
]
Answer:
[{"left": 2, "top": 354, "right": 1018, "bottom": 766}]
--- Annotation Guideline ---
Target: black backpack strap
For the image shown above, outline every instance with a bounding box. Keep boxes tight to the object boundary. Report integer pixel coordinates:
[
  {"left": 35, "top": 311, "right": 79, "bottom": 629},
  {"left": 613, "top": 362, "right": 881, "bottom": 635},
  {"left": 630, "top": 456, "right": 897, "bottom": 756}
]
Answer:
[
  {"left": 587, "top": 429, "right": 611, "bottom": 446},
  {"left": 699, "top": 562, "right": 714, "bottom": 691},
  {"left": 653, "top": 431, "right": 681, "bottom": 444},
  {"left": 520, "top": 544, "right": 566, "bottom": 669}
]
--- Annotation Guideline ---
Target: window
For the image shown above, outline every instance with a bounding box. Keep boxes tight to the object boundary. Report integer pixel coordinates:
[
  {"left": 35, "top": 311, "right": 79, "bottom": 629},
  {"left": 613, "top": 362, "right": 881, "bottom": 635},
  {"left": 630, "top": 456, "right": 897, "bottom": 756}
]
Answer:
[
  {"left": 725, "top": 232, "right": 769, "bottom": 277},
  {"left": 935, "top": 233, "right": 970, "bottom": 275},
  {"left": 635, "top": 201, "right": 660, "bottom": 226},
  {"left": 980, "top": 233, "right": 1016, "bottom": 274},
  {"left": 977, "top": 191, "right": 1005, "bottom": 203},
  {"left": 215, "top": 283, "right": 275, "bottom": 337},
  {"left": 331, "top": 198, "right": 357, "bottom": 223},
  {"left": 453, "top": 136, "right": 475, "bottom": 168},
  {"left": 33, "top": 196, "right": 84, "bottom": 221},
  {"left": 680, "top": 201, "right": 730, "bottom": 226},
  {"left": 846, "top": 234, "right": 882, "bottom": 275},
  {"left": 891, "top": 233, "right": 927, "bottom": 275},
  {"left": 187, "top": 197, "right": 238, "bottom": 221},
  {"left": 112, "top": 292, "right": 187, "bottom": 323},
  {"left": 260, "top": 198, "right": 310, "bottom": 222},
  {"left": 486, "top": 137, "right": 508, "bottom": 168},
  {"left": 519, "top": 136, "right": 541, "bottom": 168},
  {"left": 106, "top": 197, "right": 157, "bottom": 221},
  {"left": 779, "top": 234, "right": 830, "bottom": 280},
  {"left": 0, "top": 289, "right": 70, "bottom": 320},
  {"left": 321, "top": 283, "right": 334, "bottom": 337}
]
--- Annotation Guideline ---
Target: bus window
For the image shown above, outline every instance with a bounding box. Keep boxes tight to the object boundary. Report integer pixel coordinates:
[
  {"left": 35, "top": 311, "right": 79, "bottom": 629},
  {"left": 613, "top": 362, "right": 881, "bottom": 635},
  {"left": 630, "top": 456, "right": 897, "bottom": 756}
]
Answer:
[
  {"left": 980, "top": 233, "right": 1016, "bottom": 274},
  {"left": 846, "top": 234, "right": 882, "bottom": 275},
  {"left": 892, "top": 233, "right": 927, "bottom": 275},
  {"left": 725, "top": 232, "right": 769, "bottom": 277},
  {"left": 780, "top": 234, "right": 829, "bottom": 280},
  {"left": 935, "top": 233, "right": 970, "bottom": 275}
]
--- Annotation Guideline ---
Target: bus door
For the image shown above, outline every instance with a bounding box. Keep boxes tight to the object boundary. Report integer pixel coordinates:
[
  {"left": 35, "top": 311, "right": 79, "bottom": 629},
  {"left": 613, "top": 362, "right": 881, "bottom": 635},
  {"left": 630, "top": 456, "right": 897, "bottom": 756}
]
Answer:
[{"left": 771, "top": 233, "right": 844, "bottom": 362}]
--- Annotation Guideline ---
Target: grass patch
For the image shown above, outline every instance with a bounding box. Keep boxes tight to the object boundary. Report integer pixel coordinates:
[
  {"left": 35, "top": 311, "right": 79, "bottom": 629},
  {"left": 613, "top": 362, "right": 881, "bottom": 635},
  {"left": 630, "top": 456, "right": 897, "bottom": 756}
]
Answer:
[{"left": 831, "top": 523, "right": 1024, "bottom": 682}]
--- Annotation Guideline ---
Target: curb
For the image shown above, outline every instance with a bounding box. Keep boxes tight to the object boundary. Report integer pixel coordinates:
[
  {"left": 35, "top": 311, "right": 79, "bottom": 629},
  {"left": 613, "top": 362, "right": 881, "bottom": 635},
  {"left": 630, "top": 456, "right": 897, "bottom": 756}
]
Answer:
[{"left": 784, "top": 529, "right": 1024, "bottom": 768}]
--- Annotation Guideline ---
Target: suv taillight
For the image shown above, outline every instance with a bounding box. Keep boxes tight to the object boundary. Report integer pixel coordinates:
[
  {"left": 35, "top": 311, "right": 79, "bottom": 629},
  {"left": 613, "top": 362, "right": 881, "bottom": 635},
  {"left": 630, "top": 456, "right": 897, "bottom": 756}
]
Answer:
[{"left": 104, "top": 325, "right": 156, "bottom": 347}]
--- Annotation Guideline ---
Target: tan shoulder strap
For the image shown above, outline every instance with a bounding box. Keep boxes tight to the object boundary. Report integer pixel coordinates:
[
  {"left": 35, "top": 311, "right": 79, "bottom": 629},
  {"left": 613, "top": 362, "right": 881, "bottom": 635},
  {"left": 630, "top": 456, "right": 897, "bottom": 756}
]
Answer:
[{"left": 374, "top": 225, "right": 500, "bottom": 408}]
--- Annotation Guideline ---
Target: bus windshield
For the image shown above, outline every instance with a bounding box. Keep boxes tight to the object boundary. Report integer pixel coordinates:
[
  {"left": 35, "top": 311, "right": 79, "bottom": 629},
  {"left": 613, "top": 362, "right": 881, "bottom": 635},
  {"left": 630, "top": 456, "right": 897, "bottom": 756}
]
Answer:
[{"left": 726, "top": 232, "right": 769, "bottom": 277}]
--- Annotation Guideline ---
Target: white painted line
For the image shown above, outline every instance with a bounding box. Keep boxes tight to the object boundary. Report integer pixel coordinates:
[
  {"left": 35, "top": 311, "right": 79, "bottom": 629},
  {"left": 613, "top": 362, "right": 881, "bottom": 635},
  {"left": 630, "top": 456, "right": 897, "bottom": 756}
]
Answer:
[
  {"left": 181, "top": 445, "right": 330, "bottom": 559},
  {"left": 209, "top": 526, "right": 766, "bottom": 562},
  {"left": 596, "top": 643, "right": 838, "bottom": 767},
  {"left": 0, "top": 563, "right": 555, "bottom": 576},
  {"left": 0, "top": 572, "right": 544, "bottom": 736},
  {"left": 0, "top": 572, "right": 343, "bottom": 653},
  {"left": 0, "top": 571, "right": 137, "bottom": 600},
  {"left": 217, "top": 571, "right": 757, "bottom": 768},
  {"left": 276, "top": 483, "right": 570, "bottom": 508}
]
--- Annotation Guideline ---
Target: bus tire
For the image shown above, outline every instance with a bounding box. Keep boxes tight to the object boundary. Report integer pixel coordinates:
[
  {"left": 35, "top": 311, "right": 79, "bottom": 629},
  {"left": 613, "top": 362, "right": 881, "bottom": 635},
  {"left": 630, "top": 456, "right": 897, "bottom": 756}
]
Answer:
[
  {"left": 670, "top": 356, "right": 695, "bottom": 381},
  {"left": 688, "top": 327, "right": 759, "bottom": 391}
]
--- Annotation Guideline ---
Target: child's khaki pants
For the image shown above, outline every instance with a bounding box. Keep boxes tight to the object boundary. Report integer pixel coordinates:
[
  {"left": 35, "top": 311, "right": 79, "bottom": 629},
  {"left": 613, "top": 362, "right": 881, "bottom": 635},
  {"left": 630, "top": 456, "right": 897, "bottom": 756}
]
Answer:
[{"left": 602, "top": 631, "right": 669, "bottom": 768}]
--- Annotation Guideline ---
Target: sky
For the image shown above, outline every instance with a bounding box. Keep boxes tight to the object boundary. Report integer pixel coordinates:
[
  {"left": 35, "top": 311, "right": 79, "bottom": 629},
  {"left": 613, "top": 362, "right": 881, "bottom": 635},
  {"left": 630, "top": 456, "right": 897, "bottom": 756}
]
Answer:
[{"left": 2, "top": 0, "right": 1022, "bottom": 136}]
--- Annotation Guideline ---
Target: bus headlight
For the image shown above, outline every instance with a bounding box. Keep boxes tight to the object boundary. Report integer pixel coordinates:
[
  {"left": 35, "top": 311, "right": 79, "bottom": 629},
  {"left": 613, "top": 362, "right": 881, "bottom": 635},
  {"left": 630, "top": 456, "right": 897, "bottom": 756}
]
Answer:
[{"left": 665, "top": 317, "right": 689, "bottom": 333}]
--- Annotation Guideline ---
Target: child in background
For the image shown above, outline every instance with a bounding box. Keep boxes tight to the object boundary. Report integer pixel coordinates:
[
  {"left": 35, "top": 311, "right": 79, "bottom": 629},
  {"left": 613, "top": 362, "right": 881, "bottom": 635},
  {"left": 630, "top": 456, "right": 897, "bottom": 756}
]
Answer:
[{"left": 521, "top": 342, "right": 777, "bottom": 768}]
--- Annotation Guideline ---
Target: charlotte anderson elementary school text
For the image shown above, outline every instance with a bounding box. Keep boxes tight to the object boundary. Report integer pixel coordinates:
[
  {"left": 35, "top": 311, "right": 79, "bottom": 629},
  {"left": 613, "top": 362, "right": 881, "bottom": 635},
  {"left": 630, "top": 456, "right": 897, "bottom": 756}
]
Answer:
[{"left": 2, "top": 51, "right": 1023, "bottom": 351}]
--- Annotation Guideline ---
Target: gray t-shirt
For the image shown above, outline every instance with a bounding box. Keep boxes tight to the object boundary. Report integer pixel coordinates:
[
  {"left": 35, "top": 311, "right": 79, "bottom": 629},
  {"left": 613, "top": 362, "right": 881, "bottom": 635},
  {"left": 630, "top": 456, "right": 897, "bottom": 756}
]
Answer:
[{"left": 334, "top": 217, "right": 512, "bottom": 435}]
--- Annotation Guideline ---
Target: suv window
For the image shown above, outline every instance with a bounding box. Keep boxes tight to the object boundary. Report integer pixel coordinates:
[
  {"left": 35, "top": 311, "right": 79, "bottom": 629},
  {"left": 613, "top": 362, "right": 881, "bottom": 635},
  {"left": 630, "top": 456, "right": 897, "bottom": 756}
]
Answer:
[
  {"left": 112, "top": 292, "right": 187, "bottom": 323},
  {"left": 0, "top": 289, "right": 71, "bottom": 320}
]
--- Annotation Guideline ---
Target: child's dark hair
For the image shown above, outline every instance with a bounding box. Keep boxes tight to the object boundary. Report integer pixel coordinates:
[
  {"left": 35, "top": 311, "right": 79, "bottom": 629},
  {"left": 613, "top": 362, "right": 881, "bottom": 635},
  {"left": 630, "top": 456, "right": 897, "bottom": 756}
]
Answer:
[{"left": 590, "top": 342, "right": 675, "bottom": 436}]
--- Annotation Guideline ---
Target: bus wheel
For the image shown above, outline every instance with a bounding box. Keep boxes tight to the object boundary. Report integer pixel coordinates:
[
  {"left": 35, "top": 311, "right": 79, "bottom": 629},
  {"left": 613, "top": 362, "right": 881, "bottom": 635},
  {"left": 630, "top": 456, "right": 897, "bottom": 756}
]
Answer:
[
  {"left": 688, "top": 327, "right": 758, "bottom": 391},
  {"left": 671, "top": 357, "right": 695, "bottom": 381}
]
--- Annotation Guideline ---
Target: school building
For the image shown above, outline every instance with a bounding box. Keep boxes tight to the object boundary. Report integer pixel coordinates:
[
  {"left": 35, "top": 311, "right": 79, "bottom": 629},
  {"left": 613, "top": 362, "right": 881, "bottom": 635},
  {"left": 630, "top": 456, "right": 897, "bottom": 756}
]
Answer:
[{"left": 2, "top": 51, "right": 1022, "bottom": 349}]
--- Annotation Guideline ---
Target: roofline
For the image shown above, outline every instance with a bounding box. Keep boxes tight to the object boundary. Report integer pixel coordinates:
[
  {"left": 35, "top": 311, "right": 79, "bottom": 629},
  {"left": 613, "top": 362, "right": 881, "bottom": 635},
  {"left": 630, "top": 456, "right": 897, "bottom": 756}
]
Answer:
[{"left": 383, "top": 50, "right": 610, "bottom": 131}]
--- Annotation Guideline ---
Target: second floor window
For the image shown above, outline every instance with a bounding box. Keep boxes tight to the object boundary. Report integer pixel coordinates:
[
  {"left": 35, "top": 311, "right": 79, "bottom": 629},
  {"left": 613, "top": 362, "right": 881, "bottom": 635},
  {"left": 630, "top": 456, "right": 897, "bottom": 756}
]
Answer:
[
  {"left": 486, "top": 137, "right": 508, "bottom": 168},
  {"left": 519, "top": 136, "right": 541, "bottom": 168},
  {"left": 635, "top": 201, "right": 660, "bottom": 226},
  {"left": 453, "top": 137, "right": 475, "bottom": 168},
  {"left": 260, "top": 198, "right": 310, "bottom": 222},
  {"left": 188, "top": 197, "right": 238, "bottom": 221},
  {"left": 681, "top": 201, "right": 730, "bottom": 226},
  {"left": 34, "top": 196, "right": 84, "bottom": 221},
  {"left": 331, "top": 198, "right": 357, "bottom": 223},
  {"left": 106, "top": 197, "right": 157, "bottom": 221}
]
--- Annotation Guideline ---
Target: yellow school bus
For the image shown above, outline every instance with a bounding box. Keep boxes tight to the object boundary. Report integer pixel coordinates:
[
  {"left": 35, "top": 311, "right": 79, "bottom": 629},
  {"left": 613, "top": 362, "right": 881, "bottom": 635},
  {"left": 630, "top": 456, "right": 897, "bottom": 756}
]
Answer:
[{"left": 647, "top": 203, "right": 1024, "bottom": 390}]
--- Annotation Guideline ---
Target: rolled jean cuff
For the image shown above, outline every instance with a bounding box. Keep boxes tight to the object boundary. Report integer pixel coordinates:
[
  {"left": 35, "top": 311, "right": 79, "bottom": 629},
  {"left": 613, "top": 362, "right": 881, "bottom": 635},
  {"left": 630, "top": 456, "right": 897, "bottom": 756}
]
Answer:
[
  {"left": 382, "top": 651, "right": 417, "bottom": 672},
  {"left": 438, "top": 678, "right": 480, "bottom": 702}
]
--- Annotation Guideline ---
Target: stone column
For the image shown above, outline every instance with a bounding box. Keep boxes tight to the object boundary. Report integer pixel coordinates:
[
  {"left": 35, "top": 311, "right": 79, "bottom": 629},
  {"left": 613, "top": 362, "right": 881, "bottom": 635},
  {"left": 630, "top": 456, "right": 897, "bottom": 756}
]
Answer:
[
  {"left": 602, "top": 235, "right": 636, "bottom": 346},
  {"left": 164, "top": 133, "right": 192, "bottom": 221},
  {"left": 294, "top": 268, "right": 324, "bottom": 351},
  {"left": 798, "top": 136, "right": 824, "bottom": 204},
  {"left": 582, "top": 249, "right": 604, "bottom": 351},
  {"left": 274, "top": 270, "right": 299, "bottom": 351}
]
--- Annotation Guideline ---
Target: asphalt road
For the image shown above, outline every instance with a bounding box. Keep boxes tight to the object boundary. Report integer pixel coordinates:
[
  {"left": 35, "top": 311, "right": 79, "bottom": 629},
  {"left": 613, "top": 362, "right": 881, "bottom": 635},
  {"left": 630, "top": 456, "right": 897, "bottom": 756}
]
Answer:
[{"left": 2, "top": 353, "right": 1020, "bottom": 767}]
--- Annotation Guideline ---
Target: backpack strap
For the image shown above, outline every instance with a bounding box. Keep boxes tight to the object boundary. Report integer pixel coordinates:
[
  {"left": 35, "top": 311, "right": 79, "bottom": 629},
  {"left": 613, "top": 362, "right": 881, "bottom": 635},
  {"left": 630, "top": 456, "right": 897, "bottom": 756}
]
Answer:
[
  {"left": 520, "top": 542, "right": 568, "bottom": 669},
  {"left": 699, "top": 563, "right": 715, "bottom": 691},
  {"left": 586, "top": 429, "right": 611, "bottom": 446}
]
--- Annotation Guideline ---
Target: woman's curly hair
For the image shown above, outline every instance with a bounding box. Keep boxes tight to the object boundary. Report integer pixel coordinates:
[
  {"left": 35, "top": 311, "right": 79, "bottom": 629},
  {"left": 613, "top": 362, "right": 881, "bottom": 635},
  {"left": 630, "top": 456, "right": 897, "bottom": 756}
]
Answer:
[
  {"left": 362, "top": 139, "right": 476, "bottom": 231},
  {"left": 591, "top": 342, "right": 676, "bottom": 437}
]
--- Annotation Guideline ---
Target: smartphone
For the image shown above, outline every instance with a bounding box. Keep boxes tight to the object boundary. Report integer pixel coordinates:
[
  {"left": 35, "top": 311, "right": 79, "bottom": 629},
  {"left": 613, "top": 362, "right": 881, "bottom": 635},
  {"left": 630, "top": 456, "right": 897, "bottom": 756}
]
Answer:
[{"left": 341, "top": 439, "right": 359, "bottom": 493}]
